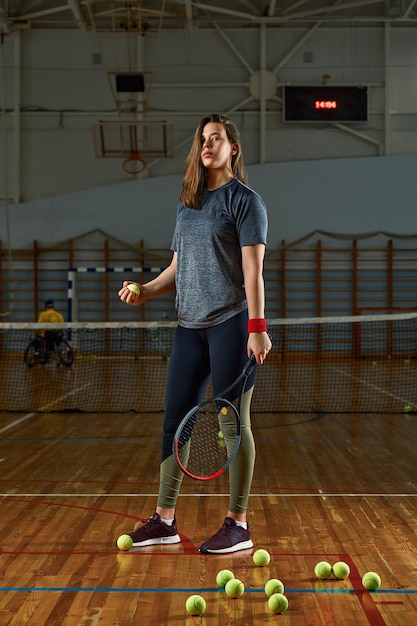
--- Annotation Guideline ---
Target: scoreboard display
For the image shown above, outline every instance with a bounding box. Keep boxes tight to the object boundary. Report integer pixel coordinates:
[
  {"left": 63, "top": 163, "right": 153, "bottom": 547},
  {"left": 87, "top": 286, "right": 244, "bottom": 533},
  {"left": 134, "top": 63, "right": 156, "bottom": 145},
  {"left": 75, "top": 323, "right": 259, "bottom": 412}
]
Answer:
[{"left": 283, "top": 85, "right": 368, "bottom": 123}]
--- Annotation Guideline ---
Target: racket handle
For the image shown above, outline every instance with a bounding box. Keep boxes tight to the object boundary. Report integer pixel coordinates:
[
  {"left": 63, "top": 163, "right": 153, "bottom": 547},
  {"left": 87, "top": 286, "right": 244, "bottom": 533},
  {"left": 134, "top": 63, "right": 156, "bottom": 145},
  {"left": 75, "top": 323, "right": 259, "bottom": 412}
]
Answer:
[{"left": 244, "top": 354, "right": 257, "bottom": 373}]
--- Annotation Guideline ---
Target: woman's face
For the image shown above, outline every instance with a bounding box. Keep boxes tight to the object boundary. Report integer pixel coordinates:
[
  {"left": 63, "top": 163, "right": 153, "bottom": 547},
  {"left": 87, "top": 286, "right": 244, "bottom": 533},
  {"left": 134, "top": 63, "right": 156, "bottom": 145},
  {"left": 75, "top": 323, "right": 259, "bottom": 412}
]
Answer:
[{"left": 200, "top": 122, "right": 237, "bottom": 172}]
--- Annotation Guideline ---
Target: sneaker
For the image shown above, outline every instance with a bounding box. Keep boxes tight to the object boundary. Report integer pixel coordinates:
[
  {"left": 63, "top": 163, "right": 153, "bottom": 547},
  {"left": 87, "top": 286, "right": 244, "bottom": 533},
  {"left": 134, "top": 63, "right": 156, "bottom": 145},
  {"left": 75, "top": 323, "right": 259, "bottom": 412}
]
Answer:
[
  {"left": 199, "top": 517, "right": 253, "bottom": 554},
  {"left": 129, "top": 513, "right": 181, "bottom": 547}
]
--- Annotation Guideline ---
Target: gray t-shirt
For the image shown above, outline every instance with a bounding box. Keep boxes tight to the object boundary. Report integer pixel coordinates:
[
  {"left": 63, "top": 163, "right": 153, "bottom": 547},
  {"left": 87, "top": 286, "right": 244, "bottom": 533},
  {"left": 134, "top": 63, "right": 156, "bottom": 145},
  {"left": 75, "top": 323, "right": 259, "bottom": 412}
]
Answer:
[{"left": 171, "top": 178, "right": 268, "bottom": 329}]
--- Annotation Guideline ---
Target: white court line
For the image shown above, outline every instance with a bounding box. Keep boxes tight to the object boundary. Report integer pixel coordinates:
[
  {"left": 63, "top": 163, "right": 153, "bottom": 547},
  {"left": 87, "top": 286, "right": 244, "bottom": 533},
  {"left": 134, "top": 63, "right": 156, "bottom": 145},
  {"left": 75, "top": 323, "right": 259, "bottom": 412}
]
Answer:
[
  {"left": 1, "top": 493, "right": 416, "bottom": 498},
  {"left": 0, "top": 383, "right": 93, "bottom": 435},
  {"left": 0, "top": 413, "right": 37, "bottom": 435},
  {"left": 330, "top": 365, "right": 414, "bottom": 405}
]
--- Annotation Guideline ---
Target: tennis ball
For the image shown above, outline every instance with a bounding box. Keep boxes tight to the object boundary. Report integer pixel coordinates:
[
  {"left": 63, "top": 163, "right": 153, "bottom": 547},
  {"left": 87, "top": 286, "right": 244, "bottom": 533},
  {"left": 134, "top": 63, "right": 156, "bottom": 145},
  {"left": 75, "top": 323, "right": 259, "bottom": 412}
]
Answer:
[
  {"left": 216, "top": 569, "right": 235, "bottom": 588},
  {"left": 264, "top": 578, "right": 285, "bottom": 597},
  {"left": 404, "top": 358, "right": 411, "bottom": 365},
  {"left": 116, "top": 534, "right": 133, "bottom": 551},
  {"left": 268, "top": 593, "right": 288, "bottom": 614},
  {"left": 224, "top": 578, "right": 244, "bottom": 598},
  {"left": 218, "top": 430, "right": 224, "bottom": 439},
  {"left": 185, "top": 594, "right": 206, "bottom": 615},
  {"left": 253, "top": 548, "right": 271, "bottom": 566},
  {"left": 362, "top": 572, "right": 381, "bottom": 591},
  {"left": 333, "top": 561, "right": 350, "bottom": 579},
  {"left": 127, "top": 283, "right": 140, "bottom": 295},
  {"left": 314, "top": 561, "right": 332, "bottom": 579},
  {"left": 404, "top": 405, "right": 413, "bottom": 413}
]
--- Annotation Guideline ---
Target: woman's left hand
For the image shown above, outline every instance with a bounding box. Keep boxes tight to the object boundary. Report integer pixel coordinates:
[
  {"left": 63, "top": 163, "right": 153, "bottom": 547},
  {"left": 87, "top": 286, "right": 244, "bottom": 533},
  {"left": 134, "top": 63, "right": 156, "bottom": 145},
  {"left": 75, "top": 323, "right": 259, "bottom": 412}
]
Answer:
[{"left": 248, "top": 331, "right": 272, "bottom": 365}]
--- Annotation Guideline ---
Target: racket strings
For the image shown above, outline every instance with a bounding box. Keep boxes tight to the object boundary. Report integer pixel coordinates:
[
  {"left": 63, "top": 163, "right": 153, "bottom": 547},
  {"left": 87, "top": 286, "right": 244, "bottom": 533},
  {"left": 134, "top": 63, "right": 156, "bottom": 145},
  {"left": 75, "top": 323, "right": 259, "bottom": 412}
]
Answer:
[
  {"left": 176, "top": 402, "right": 238, "bottom": 479},
  {"left": 173, "top": 356, "right": 255, "bottom": 480}
]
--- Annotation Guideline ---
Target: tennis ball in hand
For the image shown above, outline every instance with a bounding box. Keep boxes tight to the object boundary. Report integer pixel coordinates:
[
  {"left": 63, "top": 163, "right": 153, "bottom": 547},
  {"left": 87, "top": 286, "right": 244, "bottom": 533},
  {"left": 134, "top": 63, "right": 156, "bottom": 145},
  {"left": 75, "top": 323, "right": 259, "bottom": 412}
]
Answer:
[
  {"left": 224, "top": 578, "right": 244, "bottom": 598},
  {"left": 314, "top": 561, "right": 332, "bottom": 579},
  {"left": 116, "top": 534, "right": 133, "bottom": 551},
  {"left": 253, "top": 548, "right": 271, "bottom": 566},
  {"left": 185, "top": 594, "right": 206, "bottom": 615},
  {"left": 216, "top": 569, "right": 235, "bottom": 588},
  {"left": 362, "top": 572, "right": 381, "bottom": 590},
  {"left": 268, "top": 593, "right": 288, "bottom": 614},
  {"left": 332, "top": 561, "right": 350, "bottom": 579},
  {"left": 127, "top": 283, "right": 141, "bottom": 295},
  {"left": 264, "top": 578, "right": 285, "bottom": 597}
]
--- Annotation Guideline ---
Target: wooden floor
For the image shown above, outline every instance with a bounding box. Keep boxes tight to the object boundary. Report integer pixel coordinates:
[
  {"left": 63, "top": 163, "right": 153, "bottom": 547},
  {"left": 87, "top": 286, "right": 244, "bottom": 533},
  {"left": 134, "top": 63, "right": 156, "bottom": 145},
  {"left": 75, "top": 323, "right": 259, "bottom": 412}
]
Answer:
[{"left": 0, "top": 407, "right": 416, "bottom": 625}]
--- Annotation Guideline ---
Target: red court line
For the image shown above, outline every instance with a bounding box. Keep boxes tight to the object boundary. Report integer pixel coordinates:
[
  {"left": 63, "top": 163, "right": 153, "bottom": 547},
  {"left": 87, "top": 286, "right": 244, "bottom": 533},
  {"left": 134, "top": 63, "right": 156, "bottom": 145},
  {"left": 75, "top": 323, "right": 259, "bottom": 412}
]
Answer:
[
  {"left": 6, "top": 498, "right": 198, "bottom": 555},
  {"left": 0, "top": 502, "right": 398, "bottom": 621},
  {"left": 8, "top": 497, "right": 140, "bottom": 520},
  {"left": 375, "top": 602, "right": 404, "bottom": 605},
  {"left": 339, "top": 554, "right": 387, "bottom": 626},
  {"left": 269, "top": 552, "right": 389, "bottom": 625}
]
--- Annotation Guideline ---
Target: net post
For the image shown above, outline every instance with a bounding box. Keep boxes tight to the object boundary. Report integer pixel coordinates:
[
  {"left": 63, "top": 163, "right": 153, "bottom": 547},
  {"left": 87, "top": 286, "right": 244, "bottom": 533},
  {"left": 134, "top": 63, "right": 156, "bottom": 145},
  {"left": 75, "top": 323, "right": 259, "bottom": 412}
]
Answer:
[
  {"left": 280, "top": 239, "right": 287, "bottom": 357},
  {"left": 316, "top": 239, "right": 322, "bottom": 358},
  {"left": 67, "top": 270, "right": 76, "bottom": 341}
]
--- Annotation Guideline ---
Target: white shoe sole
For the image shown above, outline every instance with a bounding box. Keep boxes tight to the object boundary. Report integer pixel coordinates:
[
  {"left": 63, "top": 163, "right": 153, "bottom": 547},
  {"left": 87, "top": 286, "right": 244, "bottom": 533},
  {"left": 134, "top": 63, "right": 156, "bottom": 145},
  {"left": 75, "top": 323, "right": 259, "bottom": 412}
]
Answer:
[
  {"left": 199, "top": 539, "right": 253, "bottom": 554},
  {"left": 132, "top": 534, "right": 181, "bottom": 547}
]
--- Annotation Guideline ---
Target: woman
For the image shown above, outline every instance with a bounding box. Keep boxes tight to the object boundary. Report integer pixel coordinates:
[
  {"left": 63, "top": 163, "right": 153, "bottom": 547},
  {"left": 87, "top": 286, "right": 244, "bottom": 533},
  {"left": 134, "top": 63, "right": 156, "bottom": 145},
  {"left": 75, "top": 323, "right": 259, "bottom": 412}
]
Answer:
[{"left": 118, "top": 113, "right": 271, "bottom": 554}]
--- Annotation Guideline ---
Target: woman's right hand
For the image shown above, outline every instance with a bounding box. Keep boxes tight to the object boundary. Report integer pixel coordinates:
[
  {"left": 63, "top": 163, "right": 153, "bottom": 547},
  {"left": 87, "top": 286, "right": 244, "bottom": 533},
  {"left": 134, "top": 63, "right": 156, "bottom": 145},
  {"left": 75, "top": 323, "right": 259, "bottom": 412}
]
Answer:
[{"left": 118, "top": 281, "right": 145, "bottom": 306}]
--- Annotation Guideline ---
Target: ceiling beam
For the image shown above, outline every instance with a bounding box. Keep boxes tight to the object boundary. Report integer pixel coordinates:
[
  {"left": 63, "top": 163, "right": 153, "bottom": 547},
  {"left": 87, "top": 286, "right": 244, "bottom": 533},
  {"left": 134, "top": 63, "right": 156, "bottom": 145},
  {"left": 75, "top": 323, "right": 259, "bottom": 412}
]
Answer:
[
  {"left": 67, "top": 0, "right": 88, "bottom": 33},
  {"left": 184, "top": 0, "right": 193, "bottom": 28},
  {"left": 287, "top": 0, "right": 386, "bottom": 20}
]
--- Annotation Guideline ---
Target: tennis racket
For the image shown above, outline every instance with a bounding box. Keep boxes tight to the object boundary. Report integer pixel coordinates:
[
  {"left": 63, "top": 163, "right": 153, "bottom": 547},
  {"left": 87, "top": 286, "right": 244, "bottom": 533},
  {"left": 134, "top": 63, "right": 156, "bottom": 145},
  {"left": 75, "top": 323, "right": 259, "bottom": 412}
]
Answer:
[{"left": 173, "top": 355, "right": 257, "bottom": 481}]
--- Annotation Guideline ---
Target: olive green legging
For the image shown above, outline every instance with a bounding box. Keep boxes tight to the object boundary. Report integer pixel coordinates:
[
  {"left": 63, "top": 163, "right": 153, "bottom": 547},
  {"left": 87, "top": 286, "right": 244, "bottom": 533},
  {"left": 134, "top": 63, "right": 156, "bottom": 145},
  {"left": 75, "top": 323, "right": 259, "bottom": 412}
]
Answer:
[{"left": 157, "top": 386, "right": 255, "bottom": 514}]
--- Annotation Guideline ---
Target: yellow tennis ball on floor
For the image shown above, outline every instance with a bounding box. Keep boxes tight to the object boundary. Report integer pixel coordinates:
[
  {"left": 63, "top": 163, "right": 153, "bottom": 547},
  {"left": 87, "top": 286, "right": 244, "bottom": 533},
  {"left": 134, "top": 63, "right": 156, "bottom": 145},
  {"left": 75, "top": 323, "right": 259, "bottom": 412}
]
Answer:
[
  {"left": 216, "top": 569, "right": 235, "bottom": 588},
  {"left": 362, "top": 572, "right": 381, "bottom": 591},
  {"left": 116, "top": 534, "right": 133, "bottom": 551},
  {"left": 127, "top": 283, "right": 141, "bottom": 295},
  {"left": 264, "top": 578, "right": 285, "bottom": 597},
  {"left": 185, "top": 594, "right": 206, "bottom": 615},
  {"left": 314, "top": 561, "right": 332, "bottom": 579},
  {"left": 333, "top": 561, "right": 350, "bottom": 579},
  {"left": 253, "top": 548, "right": 271, "bottom": 566},
  {"left": 218, "top": 430, "right": 224, "bottom": 439},
  {"left": 225, "top": 578, "right": 244, "bottom": 598},
  {"left": 268, "top": 593, "right": 288, "bottom": 614}
]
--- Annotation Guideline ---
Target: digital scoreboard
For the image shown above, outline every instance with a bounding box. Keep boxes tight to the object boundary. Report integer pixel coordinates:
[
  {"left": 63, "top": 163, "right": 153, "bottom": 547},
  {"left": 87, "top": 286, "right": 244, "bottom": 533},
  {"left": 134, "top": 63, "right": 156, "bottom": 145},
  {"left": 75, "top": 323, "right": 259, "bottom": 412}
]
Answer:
[{"left": 283, "top": 85, "right": 368, "bottom": 123}]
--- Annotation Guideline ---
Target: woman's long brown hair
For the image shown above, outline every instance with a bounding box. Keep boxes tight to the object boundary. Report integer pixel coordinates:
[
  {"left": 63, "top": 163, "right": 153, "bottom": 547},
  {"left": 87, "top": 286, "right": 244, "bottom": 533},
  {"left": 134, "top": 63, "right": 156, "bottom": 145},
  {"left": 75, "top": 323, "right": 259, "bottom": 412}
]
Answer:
[{"left": 180, "top": 113, "right": 248, "bottom": 210}]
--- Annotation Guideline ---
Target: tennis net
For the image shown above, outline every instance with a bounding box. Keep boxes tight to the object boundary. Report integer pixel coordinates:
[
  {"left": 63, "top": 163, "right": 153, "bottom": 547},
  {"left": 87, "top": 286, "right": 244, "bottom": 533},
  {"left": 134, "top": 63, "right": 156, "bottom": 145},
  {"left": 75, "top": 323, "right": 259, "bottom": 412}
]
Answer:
[{"left": 0, "top": 313, "right": 416, "bottom": 414}]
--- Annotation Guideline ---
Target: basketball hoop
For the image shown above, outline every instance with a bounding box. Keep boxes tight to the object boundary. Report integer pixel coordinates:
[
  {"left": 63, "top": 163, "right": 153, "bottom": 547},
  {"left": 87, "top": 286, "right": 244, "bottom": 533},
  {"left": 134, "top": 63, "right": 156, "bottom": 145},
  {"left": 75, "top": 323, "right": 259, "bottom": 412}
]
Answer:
[{"left": 122, "top": 153, "right": 146, "bottom": 175}]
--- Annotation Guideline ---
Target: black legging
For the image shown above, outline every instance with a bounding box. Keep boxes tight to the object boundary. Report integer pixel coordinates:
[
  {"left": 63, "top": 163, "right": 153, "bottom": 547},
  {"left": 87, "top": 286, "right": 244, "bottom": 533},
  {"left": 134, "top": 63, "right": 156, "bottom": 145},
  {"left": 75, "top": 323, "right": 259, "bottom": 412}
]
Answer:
[{"left": 161, "top": 309, "right": 256, "bottom": 461}]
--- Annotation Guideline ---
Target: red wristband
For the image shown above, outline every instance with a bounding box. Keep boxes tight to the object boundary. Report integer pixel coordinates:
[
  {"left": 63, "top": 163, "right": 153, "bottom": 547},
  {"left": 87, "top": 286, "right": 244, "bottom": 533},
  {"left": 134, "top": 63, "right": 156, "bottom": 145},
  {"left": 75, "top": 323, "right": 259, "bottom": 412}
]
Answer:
[{"left": 248, "top": 318, "right": 267, "bottom": 333}]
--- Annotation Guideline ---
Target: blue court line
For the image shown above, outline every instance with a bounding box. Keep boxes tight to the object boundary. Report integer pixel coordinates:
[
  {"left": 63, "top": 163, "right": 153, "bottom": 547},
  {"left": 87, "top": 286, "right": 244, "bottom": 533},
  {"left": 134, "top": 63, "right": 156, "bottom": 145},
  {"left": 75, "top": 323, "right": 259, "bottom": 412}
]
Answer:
[{"left": 0, "top": 587, "right": 415, "bottom": 594}]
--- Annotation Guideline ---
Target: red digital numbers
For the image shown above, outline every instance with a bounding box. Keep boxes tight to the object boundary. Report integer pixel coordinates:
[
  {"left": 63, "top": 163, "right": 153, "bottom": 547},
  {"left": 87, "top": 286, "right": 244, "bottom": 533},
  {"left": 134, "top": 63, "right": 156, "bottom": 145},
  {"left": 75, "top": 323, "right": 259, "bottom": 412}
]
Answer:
[{"left": 315, "top": 100, "right": 337, "bottom": 109}]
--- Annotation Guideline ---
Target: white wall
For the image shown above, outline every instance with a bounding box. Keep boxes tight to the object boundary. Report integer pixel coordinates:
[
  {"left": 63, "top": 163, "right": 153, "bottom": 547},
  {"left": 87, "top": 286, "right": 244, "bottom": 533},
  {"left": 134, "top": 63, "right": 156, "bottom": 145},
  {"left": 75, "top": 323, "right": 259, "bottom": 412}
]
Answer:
[
  {"left": 6, "top": 154, "right": 417, "bottom": 251},
  {"left": 1, "top": 24, "right": 417, "bottom": 205}
]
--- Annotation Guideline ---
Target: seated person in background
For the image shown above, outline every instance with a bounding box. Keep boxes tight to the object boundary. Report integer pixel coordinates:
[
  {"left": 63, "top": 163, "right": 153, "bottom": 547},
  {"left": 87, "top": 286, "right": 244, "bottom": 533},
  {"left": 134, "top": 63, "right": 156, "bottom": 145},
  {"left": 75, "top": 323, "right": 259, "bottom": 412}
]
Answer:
[{"left": 37, "top": 299, "right": 65, "bottom": 354}]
